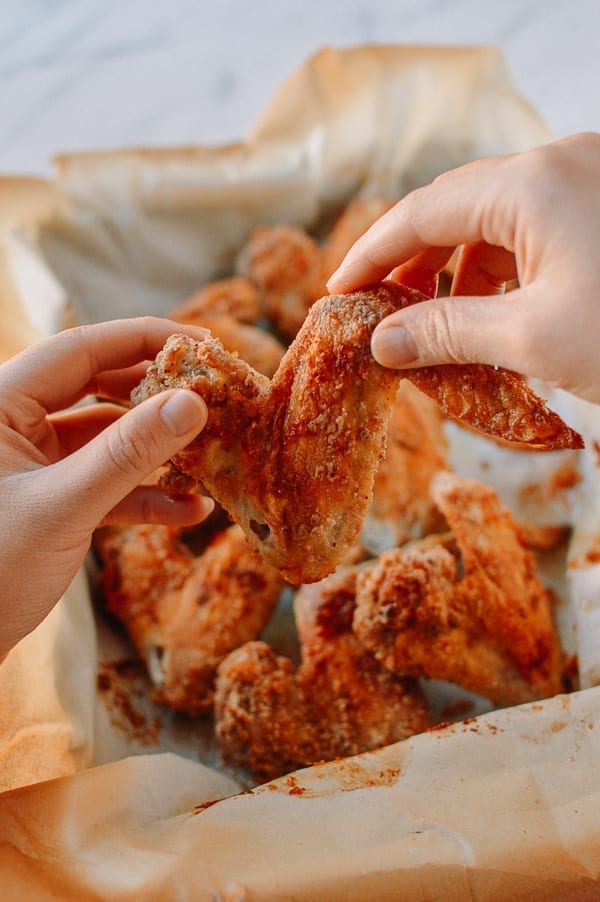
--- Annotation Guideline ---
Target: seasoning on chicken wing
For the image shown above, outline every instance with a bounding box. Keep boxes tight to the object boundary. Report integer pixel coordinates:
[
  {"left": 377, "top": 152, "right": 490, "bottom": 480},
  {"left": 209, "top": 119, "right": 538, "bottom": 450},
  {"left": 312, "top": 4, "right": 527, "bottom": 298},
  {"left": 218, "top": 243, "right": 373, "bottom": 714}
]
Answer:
[
  {"left": 214, "top": 566, "right": 430, "bottom": 782},
  {"left": 361, "top": 379, "right": 450, "bottom": 554},
  {"left": 95, "top": 524, "right": 284, "bottom": 716},
  {"left": 168, "top": 277, "right": 285, "bottom": 378},
  {"left": 133, "top": 284, "right": 415, "bottom": 583},
  {"left": 236, "top": 225, "right": 326, "bottom": 339},
  {"left": 353, "top": 472, "right": 564, "bottom": 706}
]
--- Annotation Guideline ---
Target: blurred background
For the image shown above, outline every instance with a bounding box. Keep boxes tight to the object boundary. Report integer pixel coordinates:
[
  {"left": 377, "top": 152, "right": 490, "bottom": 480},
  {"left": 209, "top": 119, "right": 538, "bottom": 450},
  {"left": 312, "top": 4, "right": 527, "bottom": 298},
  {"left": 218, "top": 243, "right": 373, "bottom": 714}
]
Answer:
[{"left": 0, "top": 0, "right": 598, "bottom": 176}]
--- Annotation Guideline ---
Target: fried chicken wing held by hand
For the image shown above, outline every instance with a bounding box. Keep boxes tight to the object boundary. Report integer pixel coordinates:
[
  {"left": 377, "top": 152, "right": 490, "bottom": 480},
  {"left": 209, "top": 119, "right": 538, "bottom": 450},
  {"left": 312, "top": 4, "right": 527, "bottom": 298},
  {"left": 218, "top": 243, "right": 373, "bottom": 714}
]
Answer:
[
  {"left": 380, "top": 286, "right": 583, "bottom": 451},
  {"left": 214, "top": 567, "right": 430, "bottom": 782},
  {"left": 95, "top": 524, "right": 284, "bottom": 716},
  {"left": 353, "top": 472, "right": 564, "bottom": 706},
  {"left": 361, "top": 379, "right": 450, "bottom": 554},
  {"left": 236, "top": 225, "right": 327, "bottom": 340},
  {"left": 132, "top": 284, "right": 417, "bottom": 584}
]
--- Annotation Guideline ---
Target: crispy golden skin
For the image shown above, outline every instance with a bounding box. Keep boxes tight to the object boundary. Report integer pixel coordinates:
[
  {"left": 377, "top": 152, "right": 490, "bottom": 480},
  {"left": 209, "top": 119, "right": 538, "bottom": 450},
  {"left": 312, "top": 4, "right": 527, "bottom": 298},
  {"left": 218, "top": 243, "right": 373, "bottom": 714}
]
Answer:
[
  {"left": 168, "top": 277, "right": 284, "bottom": 378},
  {"left": 353, "top": 472, "right": 564, "bottom": 706},
  {"left": 236, "top": 225, "right": 326, "bottom": 339},
  {"left": 133, "top": 282, "right": 581, "bottom": 582},
  {"left": 133, "top": 285, "right": 415, "bottom": 583},
  {"left": 214, "top": 567, "right": 430, "bottom": 782},
  {"left": 361, "top": 379, "right": 449, "bottom": 554},
  {"left": 95, "top": 524, "right": 284, "bottom": 716},
  {"left": 379, "top": 282, "right": 583, "bottom": 450},
  {"left": 169, "top": 276, "right": 263, "bottom": 324},
  {"left": 235, "top": 199, "right": 392, "bottom": 340},
  {"left": 173, "top": 310, "right": 285, "bottom": 378}
]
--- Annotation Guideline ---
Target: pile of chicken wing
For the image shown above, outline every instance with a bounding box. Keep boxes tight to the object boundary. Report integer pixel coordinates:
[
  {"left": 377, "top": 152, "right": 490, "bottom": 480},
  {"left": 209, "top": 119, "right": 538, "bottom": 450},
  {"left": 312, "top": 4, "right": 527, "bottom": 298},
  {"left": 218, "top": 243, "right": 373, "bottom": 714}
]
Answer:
[{"left": 95, "top": 199, "right": 580, "bottom": 782}]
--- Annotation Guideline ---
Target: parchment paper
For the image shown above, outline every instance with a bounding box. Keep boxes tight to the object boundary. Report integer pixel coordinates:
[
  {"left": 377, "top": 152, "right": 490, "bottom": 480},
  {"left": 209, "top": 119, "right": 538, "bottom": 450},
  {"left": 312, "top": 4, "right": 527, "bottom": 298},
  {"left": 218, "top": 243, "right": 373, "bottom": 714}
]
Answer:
[{"left": 0, "top": 45, "right": 599, "bottom": 899}]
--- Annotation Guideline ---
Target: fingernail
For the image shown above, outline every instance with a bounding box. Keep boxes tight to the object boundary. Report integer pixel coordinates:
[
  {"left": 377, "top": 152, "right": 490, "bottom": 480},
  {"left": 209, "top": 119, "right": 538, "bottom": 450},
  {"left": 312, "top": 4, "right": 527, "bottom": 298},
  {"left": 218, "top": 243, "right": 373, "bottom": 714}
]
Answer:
[
  {"left": 159, "top": 390, "right": 207, "bottom": 436},
  {"left": 371, "top": 325, "right": 419, "bottom": 367},
  {"left": 326, "top": 269, "right": 341, "bottom": 292}
]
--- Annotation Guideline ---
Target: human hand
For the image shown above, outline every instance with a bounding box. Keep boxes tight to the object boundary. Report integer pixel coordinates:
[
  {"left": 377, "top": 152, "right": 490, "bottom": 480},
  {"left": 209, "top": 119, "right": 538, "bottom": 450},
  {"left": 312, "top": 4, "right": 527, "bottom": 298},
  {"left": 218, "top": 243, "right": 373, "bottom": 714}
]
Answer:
[
  {"left": 327, "top": 132, "right": 600, "bottom": 404},
  {"left": 0, "top": 317, "right": 213, "bottom": 658}
]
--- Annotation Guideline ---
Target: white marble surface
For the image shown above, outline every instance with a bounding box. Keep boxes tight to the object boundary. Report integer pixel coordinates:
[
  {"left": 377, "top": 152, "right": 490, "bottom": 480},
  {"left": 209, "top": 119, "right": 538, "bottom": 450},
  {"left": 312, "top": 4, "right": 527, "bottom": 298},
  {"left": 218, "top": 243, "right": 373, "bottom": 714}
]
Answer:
[{"left": 0, "top": 0, "right": 598, "bottom": 177}]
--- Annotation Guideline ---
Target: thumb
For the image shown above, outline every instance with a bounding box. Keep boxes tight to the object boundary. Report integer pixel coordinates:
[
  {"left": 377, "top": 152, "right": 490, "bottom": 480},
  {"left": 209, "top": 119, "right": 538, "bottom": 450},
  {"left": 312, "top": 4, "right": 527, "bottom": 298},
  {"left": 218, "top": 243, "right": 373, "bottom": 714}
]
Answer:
[
  {"left": 371, "top": 290, "right": 529, "bottom": 371},
  {"left": 53, "top": 388, "right": 207, "bottom": 527}
]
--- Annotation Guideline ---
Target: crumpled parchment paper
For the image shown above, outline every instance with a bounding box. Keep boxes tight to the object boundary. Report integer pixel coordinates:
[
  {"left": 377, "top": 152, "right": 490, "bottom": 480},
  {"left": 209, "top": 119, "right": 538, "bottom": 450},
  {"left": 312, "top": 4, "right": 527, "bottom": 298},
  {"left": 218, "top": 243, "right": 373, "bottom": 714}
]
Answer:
[{"left": 0, "top": 44, "right": 599, "bottom": 899}]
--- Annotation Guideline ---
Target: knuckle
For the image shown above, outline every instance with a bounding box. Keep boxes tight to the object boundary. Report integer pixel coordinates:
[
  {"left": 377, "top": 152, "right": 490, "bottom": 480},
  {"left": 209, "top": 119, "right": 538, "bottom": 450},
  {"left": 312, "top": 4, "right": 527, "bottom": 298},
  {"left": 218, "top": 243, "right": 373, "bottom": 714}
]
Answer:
[{"left": 426, "top": 304, "right": 465, "bottom": 364}]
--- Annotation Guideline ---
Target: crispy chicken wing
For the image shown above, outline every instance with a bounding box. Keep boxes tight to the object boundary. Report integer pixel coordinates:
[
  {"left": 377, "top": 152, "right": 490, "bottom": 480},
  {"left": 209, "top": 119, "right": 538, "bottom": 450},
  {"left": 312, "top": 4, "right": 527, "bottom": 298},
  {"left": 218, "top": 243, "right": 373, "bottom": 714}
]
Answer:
[
  {"left": 169, "top": 276, "right": 263, "bottom": 324},
  {"left": 173, "top": 310, "right": 285, "bottom": 378},
  {"left": 236, "top": 225, "right": 326, "bottom": 339},
  {"left": 214, "top": 566, "right": 430, "bottom": 781},
  {"left": 361, "top": 379, "right": 450, "bottom": 554},
  {"left": 95, "top": 524, "right": 284, "bottom": 716},
  {"left": 133, "top": 285, "right": 414, "bottom": 583},
  {"left": 353, "top": 472, "right": 564, "bottom": 706},
  {"left": 133, "top": 282, "right": 581, "bottom": 583},
  {"left": 168, "top": 276, "right": 284, "bottom": 377},
  {"left": 235, "top": 199, "right": 392, "bottom": 340}
]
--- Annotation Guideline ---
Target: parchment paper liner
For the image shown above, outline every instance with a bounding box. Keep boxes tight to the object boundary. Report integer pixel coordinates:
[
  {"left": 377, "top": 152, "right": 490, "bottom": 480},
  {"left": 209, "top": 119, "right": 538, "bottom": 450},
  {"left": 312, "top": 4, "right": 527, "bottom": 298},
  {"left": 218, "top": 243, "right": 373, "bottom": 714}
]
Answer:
[{"left": 0, "top": 44, "right": 599, "bottom": 897}]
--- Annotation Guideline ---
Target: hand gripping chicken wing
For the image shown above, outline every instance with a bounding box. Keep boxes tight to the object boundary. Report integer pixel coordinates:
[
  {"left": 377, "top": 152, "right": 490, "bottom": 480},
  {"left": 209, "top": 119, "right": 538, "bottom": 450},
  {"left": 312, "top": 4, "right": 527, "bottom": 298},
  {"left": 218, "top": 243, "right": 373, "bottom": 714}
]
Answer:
[
  {"left": 353, "top": 472, "right": 564, "bottom": 706},
  {"left": 236, "top": 225, "right": 326, "bottom": 340},
  {"left": 133, "top": 285, "right": 415, "bottom": 583},
  {"left": 214, "top": 566, "right": 430, "bottom": 782},
  {"left": 95, "top": 524, "right": 284, "bottom": 716},
  {"left": 133, "top": 282, "right": 581, "bottom": 584}
]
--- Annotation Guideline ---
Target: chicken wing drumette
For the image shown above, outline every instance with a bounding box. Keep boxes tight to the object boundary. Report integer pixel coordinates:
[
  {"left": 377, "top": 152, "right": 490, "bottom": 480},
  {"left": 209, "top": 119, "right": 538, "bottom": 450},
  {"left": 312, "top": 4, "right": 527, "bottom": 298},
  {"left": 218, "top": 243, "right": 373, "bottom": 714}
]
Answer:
[
  {"left": 214, "top": 566, "right": 430, "bottom": 782},
  {"left": 353, "top": 472, "right": 565, "bottom": 706},
  {"left": 96, "top": 524, "right": 284, "bottom": 716},
  {"left": 236, "top": 198, "right": 392, "bottom": 340}
]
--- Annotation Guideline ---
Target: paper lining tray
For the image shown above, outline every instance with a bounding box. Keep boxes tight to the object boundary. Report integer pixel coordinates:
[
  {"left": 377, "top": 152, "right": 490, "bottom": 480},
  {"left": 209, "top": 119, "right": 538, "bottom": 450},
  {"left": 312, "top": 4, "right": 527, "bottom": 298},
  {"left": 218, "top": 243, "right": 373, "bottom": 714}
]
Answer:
[{"left": 0, "top": 44, "right": 599, "bottom": 899}]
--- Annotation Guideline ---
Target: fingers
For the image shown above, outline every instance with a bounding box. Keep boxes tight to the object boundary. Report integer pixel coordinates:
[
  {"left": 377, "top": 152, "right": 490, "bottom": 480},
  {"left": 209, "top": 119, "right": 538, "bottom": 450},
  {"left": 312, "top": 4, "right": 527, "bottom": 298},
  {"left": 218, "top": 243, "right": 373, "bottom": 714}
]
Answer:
[
  {"left": 387, "top": 247, "right": 456, "bottom": 297},
  {"left": 86, "top": 361, "right": 153, "bottom": 404},
  {"left": 49, "top": 388, "right": 209, "bottom": 531},
  {"left": 371, "top": 289, "right": 529, "bottom": 370},
  {"left": 451, "top": 242, "right": 518, "bottom": 297},
  {"left": 327, "top": 153, "right": 516, "bottom": 293},
  {"left": 0, "top": 318, "right": 208, "bottom": 416},
  {"left": 48, "top": 402, "right": 126, "bottom": 457},
  {"left": 99, "top": 486, "right": 215, "bottom": 528}
]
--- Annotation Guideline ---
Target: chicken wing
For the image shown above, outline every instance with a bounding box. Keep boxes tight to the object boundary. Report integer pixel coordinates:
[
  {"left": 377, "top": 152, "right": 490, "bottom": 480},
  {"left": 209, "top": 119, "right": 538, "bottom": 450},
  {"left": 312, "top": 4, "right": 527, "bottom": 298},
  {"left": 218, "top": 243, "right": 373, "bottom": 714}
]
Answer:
[
  {"left": 361, "top": 379, "right": 450, "bottom": 554},
  {"left": 133, "top": 282, "right": 581, "bottom": 583},
  {"left": 95, "top": 524, "right": 284, "bottom": 716},
  {"left": 168, "top": 276, "right": 284, "bottom": 378},
  {"left": 353, "top": 472, "right": 564, "bottom": 706},
  {"left": 214, "top": 566, "right": 430, "bottom": 782},
  {"left": 169, "top": 276, "right": 263, "bottom": 324},
  {"left": 133, "top": 284, "right": 413, "bottom": 583},
  {"left": 235, "top": 199, "right": 392, "bottom": 341},
  {"left": 236, "top": 225, "right": 326, "bottom": 339}
]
